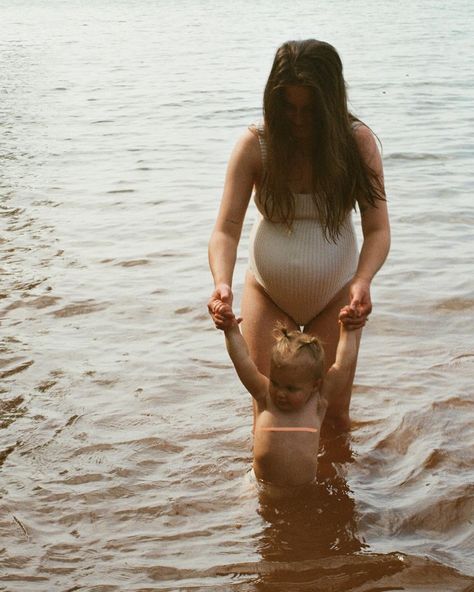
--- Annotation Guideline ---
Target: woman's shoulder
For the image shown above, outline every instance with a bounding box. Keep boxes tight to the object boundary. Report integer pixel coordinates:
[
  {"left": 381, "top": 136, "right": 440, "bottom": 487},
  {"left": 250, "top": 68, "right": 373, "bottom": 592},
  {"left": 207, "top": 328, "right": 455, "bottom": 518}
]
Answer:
[
  {"left": 230, "top": 126, "right": 261, "bottom": 153},
  {"left": 232, "top": 125, "right": 264, "bottom": 163},
  {"left": 351, "top": 121, "right": 383, "bottom": 178},
  {"left": 351, "top": 121, "right": 379, "bottom": 157},
  {"left": 227, "top": 126, "right": 263, "bottom": 176}
]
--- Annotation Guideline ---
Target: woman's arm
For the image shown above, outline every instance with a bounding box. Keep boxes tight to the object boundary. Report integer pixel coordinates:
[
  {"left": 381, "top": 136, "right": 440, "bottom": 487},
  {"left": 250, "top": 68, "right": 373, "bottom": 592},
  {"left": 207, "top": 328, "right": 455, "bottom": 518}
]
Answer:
[
  {"left": 208, "top": 129, "right": 261, "bottom": 319},
  {"left": 349, "top": 125, "right": 391, "bottom": 324}
]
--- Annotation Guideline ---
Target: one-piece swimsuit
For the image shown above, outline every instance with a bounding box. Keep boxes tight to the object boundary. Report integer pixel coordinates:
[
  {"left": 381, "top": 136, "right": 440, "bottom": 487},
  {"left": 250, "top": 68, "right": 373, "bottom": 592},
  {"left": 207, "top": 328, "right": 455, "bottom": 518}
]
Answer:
[{"left": 248, "top": 125, "right": 359, "bottom": 326}]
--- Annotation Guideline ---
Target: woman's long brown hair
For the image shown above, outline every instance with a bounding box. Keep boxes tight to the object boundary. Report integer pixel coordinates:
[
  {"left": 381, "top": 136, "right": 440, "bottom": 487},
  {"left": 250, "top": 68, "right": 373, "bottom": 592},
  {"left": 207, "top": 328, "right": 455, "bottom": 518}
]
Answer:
[{"left": 261, "top": 39, "right": 385, "bottom": 241}]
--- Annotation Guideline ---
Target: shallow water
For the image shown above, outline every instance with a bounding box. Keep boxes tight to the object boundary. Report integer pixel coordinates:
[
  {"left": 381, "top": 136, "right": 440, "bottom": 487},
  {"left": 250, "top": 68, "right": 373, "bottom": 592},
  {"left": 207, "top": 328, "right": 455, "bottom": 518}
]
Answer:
[{"left": 1, "top": 0, "right": 474, "bottom": 590}]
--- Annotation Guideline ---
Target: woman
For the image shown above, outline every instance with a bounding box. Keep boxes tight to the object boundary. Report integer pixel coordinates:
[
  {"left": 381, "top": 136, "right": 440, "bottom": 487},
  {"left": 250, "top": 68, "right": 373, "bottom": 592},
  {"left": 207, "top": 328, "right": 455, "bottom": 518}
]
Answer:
[{"left": 208, "top": 40, "right": 390, "bottom": 431}]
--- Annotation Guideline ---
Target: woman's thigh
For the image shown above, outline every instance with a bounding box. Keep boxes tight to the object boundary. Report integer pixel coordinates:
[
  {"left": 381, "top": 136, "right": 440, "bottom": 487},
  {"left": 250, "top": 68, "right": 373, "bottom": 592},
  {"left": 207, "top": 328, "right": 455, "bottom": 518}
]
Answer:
[
  {"left": 304, "top": 282, "right": 362, "bottom": 426},
  {"left": 240, "top": 271, "right": 298, "bottom": 377}
]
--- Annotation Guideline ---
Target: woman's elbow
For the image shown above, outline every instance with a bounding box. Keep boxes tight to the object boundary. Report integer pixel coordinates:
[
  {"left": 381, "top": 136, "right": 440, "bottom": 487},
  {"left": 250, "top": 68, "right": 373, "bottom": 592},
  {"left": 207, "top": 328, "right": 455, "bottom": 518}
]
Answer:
[
  {"left": 212, "top": 222, "right": 241, "bottom": 246},
  {"left": 381, "top": 224, "right": 391, "bottom": 252}
]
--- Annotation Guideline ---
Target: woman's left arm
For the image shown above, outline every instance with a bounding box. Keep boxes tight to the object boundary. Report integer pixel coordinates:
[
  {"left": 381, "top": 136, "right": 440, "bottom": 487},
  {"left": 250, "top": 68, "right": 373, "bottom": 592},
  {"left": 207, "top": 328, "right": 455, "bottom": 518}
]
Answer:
[{"left": 349, "top": 125, "right": 391, "bottom": 324}]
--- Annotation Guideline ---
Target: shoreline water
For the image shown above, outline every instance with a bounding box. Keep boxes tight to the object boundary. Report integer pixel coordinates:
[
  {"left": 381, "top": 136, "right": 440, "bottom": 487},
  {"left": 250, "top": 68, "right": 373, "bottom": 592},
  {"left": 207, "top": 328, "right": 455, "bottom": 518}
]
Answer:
[{"left": 1, "top": 0, "right": 473, "bottom": 589}]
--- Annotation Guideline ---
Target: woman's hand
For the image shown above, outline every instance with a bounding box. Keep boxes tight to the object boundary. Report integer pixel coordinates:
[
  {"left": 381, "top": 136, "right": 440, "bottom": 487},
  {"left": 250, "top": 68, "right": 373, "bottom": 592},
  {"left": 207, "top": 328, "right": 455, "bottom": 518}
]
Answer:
[
  {"left": 339, "top": 304, "right": 366, "bottom": 329},
  {"left": 208, "top": 284, "right": 239, "bottom": 329},
  {"left": 345, "top": 277, "right": 372, "bottom": 329}
]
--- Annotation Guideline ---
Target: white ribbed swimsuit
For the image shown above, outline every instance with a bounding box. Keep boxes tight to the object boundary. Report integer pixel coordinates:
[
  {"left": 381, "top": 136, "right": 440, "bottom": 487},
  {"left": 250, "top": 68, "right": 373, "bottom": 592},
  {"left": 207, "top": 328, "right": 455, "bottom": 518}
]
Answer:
[{"left": 248, "top": 130, "right": 359, "bottom": 326}]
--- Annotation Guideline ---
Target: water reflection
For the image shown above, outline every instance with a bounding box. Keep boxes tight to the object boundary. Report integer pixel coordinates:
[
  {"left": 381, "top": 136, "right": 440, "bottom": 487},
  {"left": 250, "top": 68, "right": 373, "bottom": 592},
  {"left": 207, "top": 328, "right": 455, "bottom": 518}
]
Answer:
[
  {"left": 256, "top": 434, "right": 365, "bottom": 562},
  {"left": 246, "top": 434, "right": 416, "bottom": 590}
]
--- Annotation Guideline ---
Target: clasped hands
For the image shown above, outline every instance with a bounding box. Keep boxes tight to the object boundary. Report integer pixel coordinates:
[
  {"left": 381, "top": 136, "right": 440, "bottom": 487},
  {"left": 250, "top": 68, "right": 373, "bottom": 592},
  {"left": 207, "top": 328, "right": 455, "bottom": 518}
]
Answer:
[
  {"left": 208, "top": 277, "right": 371, "bottom": 331},
  {"left": 207, "top": 283, "right": 240, "bottom": 330}
]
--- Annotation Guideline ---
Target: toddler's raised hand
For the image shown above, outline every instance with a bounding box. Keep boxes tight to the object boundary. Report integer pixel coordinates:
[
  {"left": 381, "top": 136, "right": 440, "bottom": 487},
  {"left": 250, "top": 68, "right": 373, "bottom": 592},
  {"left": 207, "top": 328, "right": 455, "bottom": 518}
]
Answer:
[
  {"left": 339, "top": 304, "right": 366, "bottom": 330},
  {"left": 208, "top": 298, "right": 242, "bottom": 330}
]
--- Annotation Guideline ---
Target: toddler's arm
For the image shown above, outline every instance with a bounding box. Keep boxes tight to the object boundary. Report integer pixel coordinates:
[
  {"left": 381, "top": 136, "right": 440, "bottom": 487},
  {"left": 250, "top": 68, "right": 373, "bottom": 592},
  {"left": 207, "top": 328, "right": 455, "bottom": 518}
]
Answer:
[
  {"left": 216, "top": 303, "right": 267, "bottom": 403},
  {"left": 322, "top": 306, "right": 359, "bottom": 398}
]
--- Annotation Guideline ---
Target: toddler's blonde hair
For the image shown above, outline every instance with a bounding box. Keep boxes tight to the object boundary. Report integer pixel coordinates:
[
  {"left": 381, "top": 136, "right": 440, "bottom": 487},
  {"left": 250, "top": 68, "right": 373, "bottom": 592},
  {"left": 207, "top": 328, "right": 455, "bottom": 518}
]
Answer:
[{"left": 271, "top": 322, "right": 325, "bottom": 379}]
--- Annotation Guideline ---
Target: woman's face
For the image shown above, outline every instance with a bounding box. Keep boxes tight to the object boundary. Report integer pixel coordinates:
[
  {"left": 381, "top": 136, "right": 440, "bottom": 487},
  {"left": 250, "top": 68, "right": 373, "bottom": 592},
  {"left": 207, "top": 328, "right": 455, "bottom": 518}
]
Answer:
[{"left": 282, "top": 85, "right": 315, "bottom": 140}]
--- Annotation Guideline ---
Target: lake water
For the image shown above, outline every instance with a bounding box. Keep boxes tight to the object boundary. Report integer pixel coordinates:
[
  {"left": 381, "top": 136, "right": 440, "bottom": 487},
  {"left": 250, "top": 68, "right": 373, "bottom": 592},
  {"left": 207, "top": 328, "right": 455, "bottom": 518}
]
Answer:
[{"left": 1, "top": 1, "right": 473, "bottom": 590}]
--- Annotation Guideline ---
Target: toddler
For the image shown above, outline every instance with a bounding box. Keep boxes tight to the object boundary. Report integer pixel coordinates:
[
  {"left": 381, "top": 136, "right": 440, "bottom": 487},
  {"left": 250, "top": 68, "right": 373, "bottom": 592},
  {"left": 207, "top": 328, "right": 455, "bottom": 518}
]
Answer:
[{"left": 212, "top": 300, "right": 358, "bottom": 490}]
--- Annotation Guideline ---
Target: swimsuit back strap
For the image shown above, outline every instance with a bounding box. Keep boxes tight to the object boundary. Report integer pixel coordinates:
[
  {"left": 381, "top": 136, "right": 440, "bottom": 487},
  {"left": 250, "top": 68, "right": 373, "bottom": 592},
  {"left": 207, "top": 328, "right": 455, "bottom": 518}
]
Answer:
[{"left": 257, "top": 427, "right": 318, "bottom": 433}]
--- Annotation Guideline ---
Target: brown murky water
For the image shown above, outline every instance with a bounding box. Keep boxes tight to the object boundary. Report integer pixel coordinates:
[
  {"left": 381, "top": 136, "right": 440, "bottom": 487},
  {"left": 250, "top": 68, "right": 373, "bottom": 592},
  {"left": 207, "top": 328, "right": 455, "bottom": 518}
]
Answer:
[{"left": 1, "top": 1, "right": 473, "bottom": 590}]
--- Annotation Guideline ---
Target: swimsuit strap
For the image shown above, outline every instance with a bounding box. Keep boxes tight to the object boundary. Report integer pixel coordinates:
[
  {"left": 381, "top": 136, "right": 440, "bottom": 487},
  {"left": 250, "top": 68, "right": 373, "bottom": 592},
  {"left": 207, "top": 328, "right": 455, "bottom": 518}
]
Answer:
[
  {"left": 351, "top": 120, "right": 364, "bottom": 131},
  {"left": 256, "top": 127, "right": 267, "bottom": 164},
  {"left": 257, "top": 427, "right": 318, "bottom": 433},
  {"left": 249, "top": 123, "right": 267, "bottom": 165}
]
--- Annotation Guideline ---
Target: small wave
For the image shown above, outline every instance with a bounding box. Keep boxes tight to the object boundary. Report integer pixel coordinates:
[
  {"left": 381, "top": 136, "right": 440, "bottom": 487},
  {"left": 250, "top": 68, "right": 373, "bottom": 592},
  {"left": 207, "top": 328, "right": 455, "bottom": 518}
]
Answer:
[
  {"left": 422, "top": 447, "right": 449, "bottom": 470},
  {"left": 435, "top": 298, "right": 474, "bottom": 312},
  {"left": 35, "top": 380, "right": 57, "bottom": 392},
  {"left": 396, "top": 484, "right": 474, "bottom": 534},
  {"left": 51, "top": 300, "right": 108, "bottom": 318},
  {"left": 115, "top": 436, "right": 184, "bottom": 455},
  {"left": 175, "top": 306, "right": 193, "bottom": 314},
  {"left": 431, "top": 395, "right": 474, "bottom": 409},
  {"left": 115, "top": 259, "right": 150, "bottom": 267},
  {"left": 91, "top": 377, "right": 118, "bottom": 387},
  {"left": 141, "top": 552, "right": 474, "bottom": 589},
  {"left": 29, "top": 295, "right": 62, "bottom": 309},
  {"left": 0, "top": 395, "right": 26, "bottom": 430},
  {"left": 68, "top": 443, "right": 115, "bottom": 458},
  {"left": 0, "top": 206, "right": 24, "bottom": 217},
  {"left": 431, "top": 355, "right": 474, "bottom": 370},
  {"left": 0, "top": 443, "right": 17, "bottom": 467},
  {"left": 386, "top": 152, "right": 447, "bottom": 161},
  {"left": 12, "top": 279, "right": 44, "bottom": 292},
  {"left": 372, "top": 393, "right": 474, "bottom": 453},
  {"left": 192, "top": 357, "right": 231, "bottom": 370},
  {"left": 0, "top": 358, "right": 34, "bottom": 379}
]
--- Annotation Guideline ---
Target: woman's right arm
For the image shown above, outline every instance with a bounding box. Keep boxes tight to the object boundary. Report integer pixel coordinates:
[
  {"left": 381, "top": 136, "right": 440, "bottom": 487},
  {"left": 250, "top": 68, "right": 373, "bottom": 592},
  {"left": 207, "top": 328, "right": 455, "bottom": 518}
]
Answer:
[{"left": 208, "top": 129, "right": 261, "bottom": 319}]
